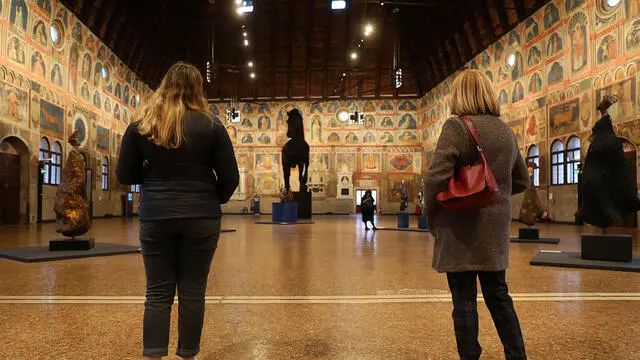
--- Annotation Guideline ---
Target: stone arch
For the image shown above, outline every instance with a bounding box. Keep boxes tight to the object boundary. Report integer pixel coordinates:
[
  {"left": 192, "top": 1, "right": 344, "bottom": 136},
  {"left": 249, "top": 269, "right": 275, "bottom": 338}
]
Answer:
[{"left": 0, "top": 135, "right": 32, "bottom": 224}]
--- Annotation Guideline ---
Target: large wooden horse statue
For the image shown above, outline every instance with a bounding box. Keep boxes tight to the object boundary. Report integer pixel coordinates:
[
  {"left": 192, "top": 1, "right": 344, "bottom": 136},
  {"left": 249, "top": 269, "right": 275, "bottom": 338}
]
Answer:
[{"left": 282, "top": 108, "right": 309, "bottom": 194}]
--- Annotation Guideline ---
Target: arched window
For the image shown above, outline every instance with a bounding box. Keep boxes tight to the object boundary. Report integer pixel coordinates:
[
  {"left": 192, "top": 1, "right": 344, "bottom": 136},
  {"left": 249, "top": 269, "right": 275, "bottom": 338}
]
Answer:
[
  {"left": 526, "top": 145, "right": 540, "bottom": 187},
  {"left": 101, "top": 157, "right": 109, "bottom": 190},
  {"left": 566, "top": 136, "right": 581, "bottom": 184},
  {"left": 51, "top": 141, "right": 63, "bottom": 185},
  {"left": 39, "top": 137, "right": 51, "bottom": 185},
  {"left": 551, "top": 140, "right": 565, "bottom": 185}
]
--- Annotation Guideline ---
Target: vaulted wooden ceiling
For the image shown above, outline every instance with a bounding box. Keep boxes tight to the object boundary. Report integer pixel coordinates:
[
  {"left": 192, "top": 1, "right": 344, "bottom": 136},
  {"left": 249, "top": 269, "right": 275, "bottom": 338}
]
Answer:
[{"left": 60, "top": 0, "right": 551, "bottom": 100}]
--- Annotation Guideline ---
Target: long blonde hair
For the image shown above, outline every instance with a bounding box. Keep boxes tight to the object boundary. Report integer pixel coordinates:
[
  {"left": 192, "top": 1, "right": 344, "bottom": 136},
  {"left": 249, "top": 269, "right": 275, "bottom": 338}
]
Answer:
[
  {"left": 133, "top": 62, "right": 209, "bottom": 148},
  {"left": 450, "top": 69, "right": 500, "bottom": 117}
]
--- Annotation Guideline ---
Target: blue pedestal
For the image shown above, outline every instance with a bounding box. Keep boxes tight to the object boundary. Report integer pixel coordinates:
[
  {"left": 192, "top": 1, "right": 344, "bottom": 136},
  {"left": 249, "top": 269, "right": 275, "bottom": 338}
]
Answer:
[
  {"left": 418, "top": 216, "right": 428, "bottom": 230},
  {"left": 272, "top": 203, "right": 285, "bottom": 223},
  {"left": 397, "top": 213, "right": 409, "bottom": 228},
  {"left": 284, "top": 202, "right": 298, "bottom": 223},
  {"left": 272, "top": 202, "right": 298, "bottom": 223}
]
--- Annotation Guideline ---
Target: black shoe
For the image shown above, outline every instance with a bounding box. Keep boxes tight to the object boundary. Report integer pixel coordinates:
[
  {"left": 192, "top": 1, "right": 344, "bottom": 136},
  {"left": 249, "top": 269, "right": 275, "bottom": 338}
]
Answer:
[
  {"left": 365, "top": 227, "right": 370, "bottom": 231},
  {"left": 372, "top": 226, "right": 377, "bottom": 231}
]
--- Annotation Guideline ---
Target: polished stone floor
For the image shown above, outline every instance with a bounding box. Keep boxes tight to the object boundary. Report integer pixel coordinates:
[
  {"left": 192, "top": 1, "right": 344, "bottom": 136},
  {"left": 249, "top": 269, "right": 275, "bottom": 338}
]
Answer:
[{"left": 0, "top": 215, "right": 639, "bottom": 359}]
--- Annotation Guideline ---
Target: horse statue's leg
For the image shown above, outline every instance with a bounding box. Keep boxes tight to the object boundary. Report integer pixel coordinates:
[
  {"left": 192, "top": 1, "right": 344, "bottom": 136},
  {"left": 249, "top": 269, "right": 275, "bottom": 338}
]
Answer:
[
  {"left": 299, "top": 162, "right": 308, "bottom": 192},
  {"left": 283, "top": 162, "right": 291, "bottom": 192}
]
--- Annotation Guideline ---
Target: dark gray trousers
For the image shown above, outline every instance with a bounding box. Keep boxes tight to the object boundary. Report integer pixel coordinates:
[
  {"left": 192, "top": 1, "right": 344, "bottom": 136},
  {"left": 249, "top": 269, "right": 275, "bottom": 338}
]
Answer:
[{"left": 140, "top": 218, "right": 221, "bottom": 358}]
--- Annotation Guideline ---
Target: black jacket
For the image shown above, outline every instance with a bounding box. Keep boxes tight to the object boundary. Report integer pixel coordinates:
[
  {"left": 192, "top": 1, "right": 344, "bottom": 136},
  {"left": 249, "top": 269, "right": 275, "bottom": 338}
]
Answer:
[{"left": 116, "top": 110, "right": 239, "bottom": 221}]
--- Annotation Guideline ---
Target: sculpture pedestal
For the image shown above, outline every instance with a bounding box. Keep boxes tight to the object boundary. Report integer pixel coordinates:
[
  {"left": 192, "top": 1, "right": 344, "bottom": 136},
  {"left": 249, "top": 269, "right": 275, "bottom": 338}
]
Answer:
[
  {"left": 581, "top": 234, "right": 632, "bottom": 262},
  {"left": 519, "top": 228, "right": 539, "bottom": 240},
  {"left": 49, "top": 237, "right": 95, "bottom": 251},
  {"left": 272, "top": 202, "right": 298, "bottom": 223},
  {"left": 293, "top": 191, "right": 312, "bottom": 219},
  {"left": 397, "top": 213, "right": 409, "bottom": 229},
  {"left": 418, "top": 216, "right": 429, "bottom": 230}
]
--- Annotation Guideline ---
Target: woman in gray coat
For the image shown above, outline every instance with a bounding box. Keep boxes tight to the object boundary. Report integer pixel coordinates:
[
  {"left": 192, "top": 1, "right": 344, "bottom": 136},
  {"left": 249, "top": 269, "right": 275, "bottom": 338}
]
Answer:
[{"left": 424, "top": 70, "right": 530, "bottom": 360}]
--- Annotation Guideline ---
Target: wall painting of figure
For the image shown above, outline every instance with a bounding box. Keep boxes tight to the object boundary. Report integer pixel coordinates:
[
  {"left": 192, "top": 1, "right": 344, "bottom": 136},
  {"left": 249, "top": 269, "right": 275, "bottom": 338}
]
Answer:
[
  {"left": 596, "top": 34, "right": 617, "bottom": 65},
  {"left": 345, "top": 132, "right": 359, "bottom": 144},
  {"left": 544, "top": 3, "right": 560, "bottom": 29},
  {"left": 258, "top": 115, "right": 271, "bottom": 130},
  {"left": 1, "top": 83, "right": 29, "bottom": 124},
  {"left": 362, "top": 153, "right": 381, "bottom": 172},
  {"left": 51, "top": 64, "right": 62, "bottom": 87},
  {"left": 596, "top": 78, "right": 637, "bottom": 120},
  {"left": 309, "top": 115, "right": 322, "bottom": 142},
  {"left": 96, "top": 126, "right": 110, "bottom": 153},
  {"left": 549, "top": 98, "right": 580, "bottom": 137},
  {"left": 363, "top": 132, "right": 376, "bottom": 144},
  {"left": 529, "top": 72, "right": 543, "bottom": 94},
  {"left": 33, "top": 20, "right": 48, "bottom": 47},
  {"left": 507, "top": 118, "right": 525, "bottom": 144},
  {"left": 327, "top": 132, "right": 340, "bottom": 144},
  {"left": 525, "top": 18, "right": 540, "bottom": 43},
  {"left": 527, "top": 46, "right": 542, "bottom": 68},
  {"left": 398, "top": 114, "right": 417, "bottom": 129},
  {"left": 547, "top": 32, "right": 564, "bottom": 56},
  {"left": 548, "top": 62, "right": 564, "bottom": 85},
  {"left": 398, "top": 100, "right": 417, "bottom": 111},
  {"left": 381, "top": 131, "right": 394, "bottom": 144},
  {"left": 569, "top": 12, "right": 588, "bottom": 73},
  {"left": 10, "top": 0, "right": 28, "bottom": 34},
  {"left": 362, "top": 100, "right": 376, "bottom": 112},
  {"left": 31, "top": 52, "right": 46, "bottom": 78},
  {"left": 7, "top": 37, "right": 25, "bottom": 65}
]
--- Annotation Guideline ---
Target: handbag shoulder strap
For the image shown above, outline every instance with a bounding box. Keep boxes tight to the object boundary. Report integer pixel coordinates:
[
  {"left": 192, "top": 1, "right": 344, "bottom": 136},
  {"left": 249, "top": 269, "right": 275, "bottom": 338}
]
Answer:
[{"left": 458, "top": 115, "right": 483, "bottom": 151}]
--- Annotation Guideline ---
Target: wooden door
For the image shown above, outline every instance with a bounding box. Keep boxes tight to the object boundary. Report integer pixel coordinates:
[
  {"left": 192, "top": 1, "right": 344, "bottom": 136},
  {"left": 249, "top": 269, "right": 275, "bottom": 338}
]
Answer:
[{"left": 0, "top": 153, "right": 21, "bottom": 225}]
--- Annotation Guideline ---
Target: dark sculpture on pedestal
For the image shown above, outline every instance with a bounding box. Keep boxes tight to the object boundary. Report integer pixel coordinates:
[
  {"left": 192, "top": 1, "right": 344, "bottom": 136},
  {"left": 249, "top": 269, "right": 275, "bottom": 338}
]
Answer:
[
  {"left": 400, "top": 179, "right": 409, "bottom": 212},
  {"left": 54, "top": 130, "right": 91, "bottom": 236},
  {"left": 519, "top": 162, "right": 543, "bottom": 227},
  {"left": 282, "top": 108, "right": 309, "bottom": 195},
  {"left": 577, "top": 94, "right": 640, "bottom": 231},
  {"left": 50, "top": 130, "right": 93, "bottom": 250}
]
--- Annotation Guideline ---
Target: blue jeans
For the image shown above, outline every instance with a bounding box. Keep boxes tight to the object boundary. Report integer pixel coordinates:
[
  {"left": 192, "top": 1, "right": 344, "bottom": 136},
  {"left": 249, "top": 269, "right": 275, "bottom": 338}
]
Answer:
[
  {"left": 446, "top": 271, "right": 527, "bottom": 360},
  {"left": 140, "top": 218, "right": 221, "bottom": 358}
]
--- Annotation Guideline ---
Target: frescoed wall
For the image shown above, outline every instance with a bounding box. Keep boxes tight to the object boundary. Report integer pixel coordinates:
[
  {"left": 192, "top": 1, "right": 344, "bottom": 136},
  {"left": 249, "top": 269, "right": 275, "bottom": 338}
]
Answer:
[
  {"left": 212, "top": 99, "right": 423, "bottom": 214},
  {"left": 0, "top": 0, "right": 150, "bottom": 222},
  {"left": 420, "top": 0, "right": 640, "bottom": 225}
]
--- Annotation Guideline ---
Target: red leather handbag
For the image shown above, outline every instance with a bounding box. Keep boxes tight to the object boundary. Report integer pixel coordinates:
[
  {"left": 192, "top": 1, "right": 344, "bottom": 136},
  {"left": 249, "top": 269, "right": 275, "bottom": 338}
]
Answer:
[{"left": 436, "top": 116, "right": 501, "bottom": 212}]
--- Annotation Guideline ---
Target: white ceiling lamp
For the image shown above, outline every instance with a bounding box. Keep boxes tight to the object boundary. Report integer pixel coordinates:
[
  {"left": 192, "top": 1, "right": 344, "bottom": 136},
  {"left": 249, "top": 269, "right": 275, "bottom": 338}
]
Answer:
[
  {"left": 237, "top": 0, "right": 254, "bottom": 14},
  {"left": 250, "top": 72, "right": 256, "bottom": 79},
  {"left": 331, "top": 0, "right": 347, "bottom": 10},
  {"left": 244, "top": 39, "right": 249, "bottom": 46},
  {"left": 248, "top": 61, "right": 254, "bottom": 67},
  {"left": 350, "top": 51, "right": 358, "bottom": 60}
]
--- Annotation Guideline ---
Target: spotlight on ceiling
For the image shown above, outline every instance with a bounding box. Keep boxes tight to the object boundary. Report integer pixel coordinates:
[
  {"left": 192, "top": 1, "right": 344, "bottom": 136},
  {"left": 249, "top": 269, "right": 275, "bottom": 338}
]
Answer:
[
  {"left": 248, "top": 61, "right": 254, "bottom": 67},
  {"left": 331, "top": 0, "right": 347, "bottom": 10},
  {"left": 244, "top": 39, "right": 249, "bottom": 46},
  {"left": 350, "top": 51, "right": 358, "bottom": 60},
  {"left": 243, "top": 31, "right": 248, "bottom": 37},
  {"left": 364, "top": 24, "right": 374, "bottom": 36},
  {"left": 237, "top": 0, "right": 254, "bottom": 13},
  {"left": 250, "top": 72, "right": 256, "bottom": 79}
]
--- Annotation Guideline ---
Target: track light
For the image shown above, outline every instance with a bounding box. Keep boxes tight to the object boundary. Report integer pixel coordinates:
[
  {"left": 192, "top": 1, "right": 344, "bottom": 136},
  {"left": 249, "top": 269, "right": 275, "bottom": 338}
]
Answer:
[
  {"left": 350, "top": 52, "right": 358, "bottom": 60},
  {"left": 248, "top": 61, "right": 254, "bottom": 67},
  {"left": 243, "top": 32, "right": 248, "bottom": 37},
  {"left": 250, "top": 73, "right": 256, "bottom": 79},
  {"left": 364, "top": 24, "right": 374, "bottom": 36},
  {"left": 331, "top": 0, "right": 347, "bottom": 10},
  {"left": 244, "top": 39, "right": 249, "bottom": 46}
]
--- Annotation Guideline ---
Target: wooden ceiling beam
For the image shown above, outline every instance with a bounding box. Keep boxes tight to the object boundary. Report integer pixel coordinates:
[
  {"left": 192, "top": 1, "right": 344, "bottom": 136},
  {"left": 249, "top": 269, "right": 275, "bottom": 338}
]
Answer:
[
  {"left": 269, "top": 0, "right": 277, "bottom": 99},
  {"left": 342, "top": 5, "right": 352, "bottom": 98},
  {"left": 513, "top": 0, "right": 527, "bottom": 20},
  {"left": 99, "top": 0, "right": 123, "bottom": 39},
  {"left": 287, "top": 0, "right": 295, "bottom": 99},
  {"left": 305, "top": 0, "right": 314, "bottom": 98},
  {"left": 461, "top": 0, "right": 484, "bottom": 52},
  {"left": 130, "top": 0, "right": 172, "bottom": 70},
  {"left": 375, "top": 9, "right": 387, "bottom": 97},
  {"left": 86, "top": 0, "right": 104, "bottom": 28},
  {"left": 494, "top": 0, "right": 510, "bottom": 34},
  {"left": 322, "top": 4, "right": 333, "bottom": 98},
  {"left": 479, "top": 1, "right": 497, "bottom": 39},
  {"left": 107, "top": 0, "right": 135, "bottom": 49}
]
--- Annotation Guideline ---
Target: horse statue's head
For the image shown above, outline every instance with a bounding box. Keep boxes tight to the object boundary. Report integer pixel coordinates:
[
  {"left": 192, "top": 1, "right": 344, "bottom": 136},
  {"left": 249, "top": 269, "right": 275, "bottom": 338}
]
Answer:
[{"left": 286, "top": 108, "right": 305, "bottom": 140}]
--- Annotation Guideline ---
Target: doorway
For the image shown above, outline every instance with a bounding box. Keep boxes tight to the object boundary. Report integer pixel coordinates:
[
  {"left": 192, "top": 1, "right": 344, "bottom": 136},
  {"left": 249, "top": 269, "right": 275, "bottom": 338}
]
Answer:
[
  {"left": 355, "top": 189, "right": 378, "bottom": 214},
  {"left": 0, "top": 136, "right": 30, "bottom": 225},
  {"left": 613, "top": 139, "right": 638, "bottom": 228}
]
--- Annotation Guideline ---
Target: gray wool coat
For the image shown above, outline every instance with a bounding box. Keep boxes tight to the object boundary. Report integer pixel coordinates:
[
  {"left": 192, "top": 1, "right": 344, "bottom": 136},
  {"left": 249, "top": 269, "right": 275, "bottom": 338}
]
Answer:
[{"left": 424, "top": 115, "right": 530, "bottom": 273}]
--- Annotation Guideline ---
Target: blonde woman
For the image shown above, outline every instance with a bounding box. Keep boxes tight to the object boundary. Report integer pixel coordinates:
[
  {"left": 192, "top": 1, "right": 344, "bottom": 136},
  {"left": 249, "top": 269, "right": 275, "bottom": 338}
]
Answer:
[
  {"left": 116, "top": 62, "right": 239, "bottom": 360},
  {"left": 424, "top": 70, "right": 530, "bottom": 360}
]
